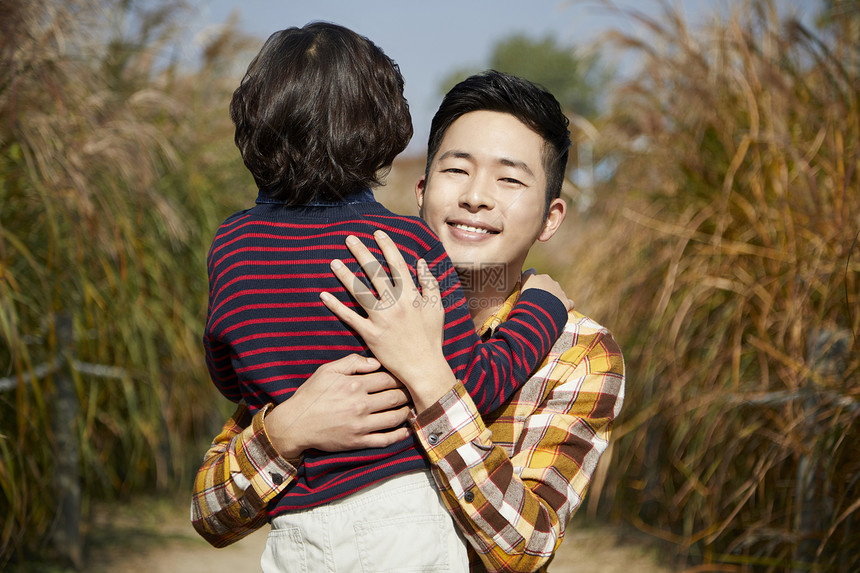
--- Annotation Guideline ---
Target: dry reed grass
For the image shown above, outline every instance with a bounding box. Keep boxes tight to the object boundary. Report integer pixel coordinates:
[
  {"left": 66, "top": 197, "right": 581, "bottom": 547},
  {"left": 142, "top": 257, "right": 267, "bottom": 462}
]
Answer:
[
  {"left": 569, "top": 1, "right": 859, "bottom": 570},
  {"left": 0, "top": 0, "right": 257, "bottom": 565}
]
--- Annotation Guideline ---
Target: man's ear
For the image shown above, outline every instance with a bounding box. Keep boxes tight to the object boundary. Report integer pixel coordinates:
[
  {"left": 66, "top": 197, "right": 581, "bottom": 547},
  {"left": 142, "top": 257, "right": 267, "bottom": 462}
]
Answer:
[
  {"left": 537, "top": 198, "right": 567, "bottom": 242},
  {"left": 415, "top": 176, "right": 426, "bottom": 216}
]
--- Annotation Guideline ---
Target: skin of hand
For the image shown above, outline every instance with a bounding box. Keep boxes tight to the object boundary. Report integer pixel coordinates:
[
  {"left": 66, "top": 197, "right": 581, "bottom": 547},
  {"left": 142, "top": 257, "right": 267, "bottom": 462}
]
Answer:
[
  {"left": 319, "top": 230, "right": 459, "bottom": 412},
  {"left": 521, "top": 268, "right": 575, "bottom": 311},
  {"left": 264, "top": 353, "right": 412, "bottom": 459}
]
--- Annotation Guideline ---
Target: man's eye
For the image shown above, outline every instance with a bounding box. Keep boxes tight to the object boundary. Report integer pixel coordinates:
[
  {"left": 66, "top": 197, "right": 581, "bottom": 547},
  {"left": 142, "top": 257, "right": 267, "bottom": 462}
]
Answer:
[
  {"left": 443, "top": 168, "right": 467, "bottom": 175},
  {"left": 501, "top": 177, "right": 524, "bottom": 185}
]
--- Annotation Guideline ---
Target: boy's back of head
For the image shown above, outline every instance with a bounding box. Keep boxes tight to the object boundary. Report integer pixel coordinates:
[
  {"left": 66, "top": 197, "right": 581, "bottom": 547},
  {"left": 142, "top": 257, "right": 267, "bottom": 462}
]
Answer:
[{"left": 231, "top": 22, "right": 413, "bottom": 205}]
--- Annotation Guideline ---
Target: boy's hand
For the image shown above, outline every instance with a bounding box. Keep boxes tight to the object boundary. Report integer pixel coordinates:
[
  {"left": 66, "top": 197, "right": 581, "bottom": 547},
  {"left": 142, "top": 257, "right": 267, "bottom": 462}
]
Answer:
[
  {"left": 266, "top": 354, "right": 411, "bottom": 459},
  {"left": 521, "top": 269, "right": 574, "bottom": 311}
]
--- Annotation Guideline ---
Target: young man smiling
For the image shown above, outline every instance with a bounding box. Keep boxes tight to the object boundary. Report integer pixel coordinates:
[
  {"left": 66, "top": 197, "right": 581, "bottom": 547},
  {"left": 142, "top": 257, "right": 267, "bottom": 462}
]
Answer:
[
  {"left": 192, "top": 70, "right": 625, "bottom": 572},
  {"left": 416, "top": 105, "right": 568, "bottom": 327}
]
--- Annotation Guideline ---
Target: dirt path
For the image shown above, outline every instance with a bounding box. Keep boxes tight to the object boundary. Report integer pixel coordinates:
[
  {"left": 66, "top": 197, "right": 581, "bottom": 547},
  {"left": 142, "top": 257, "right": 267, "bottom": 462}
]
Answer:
[{"left": 85, "top": 497, "right": 671, "bottom": 573}]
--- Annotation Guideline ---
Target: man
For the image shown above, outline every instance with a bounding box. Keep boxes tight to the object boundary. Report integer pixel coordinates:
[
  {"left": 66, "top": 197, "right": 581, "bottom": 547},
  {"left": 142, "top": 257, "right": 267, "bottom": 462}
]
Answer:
[{"left": 192, "top": 70, "right": 625, "bottom": 573}]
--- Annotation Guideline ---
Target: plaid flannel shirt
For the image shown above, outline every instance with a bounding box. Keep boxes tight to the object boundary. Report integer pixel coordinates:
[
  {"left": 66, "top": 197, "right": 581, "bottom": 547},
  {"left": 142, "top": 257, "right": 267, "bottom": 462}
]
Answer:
[
  {"left": 191, "top": 287, "right": 625, "bottom": 571},
  {"left": 412, "top": 293, "right": 625, "bottom": 572}
]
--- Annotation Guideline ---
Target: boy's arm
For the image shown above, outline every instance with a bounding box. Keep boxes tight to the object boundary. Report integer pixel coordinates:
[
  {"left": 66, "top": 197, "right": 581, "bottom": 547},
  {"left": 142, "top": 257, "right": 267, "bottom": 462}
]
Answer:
[
  {"left": 450, "top": 284, "right": 567, "bottom": 413},
  {"left": 420, "top": 243, "right": 571, "bottom": 413},
  {"left": 412, "top": 320, "right": 625, "bottom": 572},
  {"left": 322, "top": 231, "right": 569, "bottom": 415}
]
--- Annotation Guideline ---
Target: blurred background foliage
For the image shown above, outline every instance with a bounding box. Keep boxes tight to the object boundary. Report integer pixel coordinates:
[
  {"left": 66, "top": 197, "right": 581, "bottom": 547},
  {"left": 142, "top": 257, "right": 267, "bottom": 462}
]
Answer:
[
  {"left": 438, "top": 32, "right": 609, "bottom": 119},
  {"left": 573, "top": 1, "right": 860, "bottom": 570},
  {"left": 1, "top": 0, "right": 857, "bottom": 571},
  {"left": 0, "top": 0, "right": 257, "bottom": 566}
]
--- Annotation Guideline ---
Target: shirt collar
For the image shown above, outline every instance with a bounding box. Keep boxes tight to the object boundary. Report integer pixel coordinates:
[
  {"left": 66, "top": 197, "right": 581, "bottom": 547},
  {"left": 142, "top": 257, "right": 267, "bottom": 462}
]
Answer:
[{"left": 478, "top": 281, "right": 522, "bottom": 340}]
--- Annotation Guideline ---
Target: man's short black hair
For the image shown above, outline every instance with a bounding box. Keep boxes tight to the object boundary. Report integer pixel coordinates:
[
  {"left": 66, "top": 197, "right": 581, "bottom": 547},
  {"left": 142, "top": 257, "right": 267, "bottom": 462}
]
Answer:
[
  {"left": 230, "top": 22, "right": 412, "bottom": 204},
  {"left": 425, "top": 70, "right": 571, "bottom": 212}
]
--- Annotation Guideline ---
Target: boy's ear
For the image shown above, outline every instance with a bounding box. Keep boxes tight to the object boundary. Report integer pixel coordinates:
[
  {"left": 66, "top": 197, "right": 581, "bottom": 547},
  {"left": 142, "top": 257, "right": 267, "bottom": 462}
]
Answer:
[
  {"left": 415, "top": 176, "right": 426, "bottom": 215},
  {"left": 537, "top": 198, "right": 567, "bottom": 242}
]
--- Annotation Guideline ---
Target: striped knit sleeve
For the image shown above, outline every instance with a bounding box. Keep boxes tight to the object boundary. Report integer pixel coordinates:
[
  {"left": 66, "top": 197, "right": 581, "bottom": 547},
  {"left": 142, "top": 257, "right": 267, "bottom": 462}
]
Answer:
[{"left": 424, "top": 245, "right": 567, "bottom": 414}]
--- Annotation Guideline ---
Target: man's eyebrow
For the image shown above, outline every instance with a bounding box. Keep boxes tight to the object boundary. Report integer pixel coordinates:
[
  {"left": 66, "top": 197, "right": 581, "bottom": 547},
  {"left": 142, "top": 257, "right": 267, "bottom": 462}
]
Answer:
[
  {"left": 498, "top": 157, "right": 535, "bottom": 177},
  {"left": 437, "top": 150, "right": 473, "bottom": 162},
  {"left": 438, "top": 150, "right": 535, "bottom": 178}
]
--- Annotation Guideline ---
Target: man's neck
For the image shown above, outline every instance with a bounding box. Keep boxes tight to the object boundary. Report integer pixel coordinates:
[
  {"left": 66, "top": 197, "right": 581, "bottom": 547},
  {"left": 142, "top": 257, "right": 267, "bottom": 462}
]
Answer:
[{"left": 458, "top": 265, "right": 521, "bottom": 329}]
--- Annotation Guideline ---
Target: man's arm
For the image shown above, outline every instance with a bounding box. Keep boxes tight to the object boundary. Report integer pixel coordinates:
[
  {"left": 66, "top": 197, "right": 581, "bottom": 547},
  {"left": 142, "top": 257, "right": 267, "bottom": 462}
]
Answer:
[
  {"left": 190, "top": 355, "right": 410, "bottom": 547},
  {"left": 411, "top": 315, "right": 625, "bottom": 573},
  {"left": 191, "top": 403, "right": 294, "bottom": 547}
]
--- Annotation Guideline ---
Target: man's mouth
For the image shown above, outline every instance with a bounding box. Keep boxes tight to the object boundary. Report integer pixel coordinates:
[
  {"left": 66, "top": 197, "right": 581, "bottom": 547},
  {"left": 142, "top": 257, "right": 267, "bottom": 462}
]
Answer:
[{"left": 448, "top": 222, "right": 500, "bottom": 235}]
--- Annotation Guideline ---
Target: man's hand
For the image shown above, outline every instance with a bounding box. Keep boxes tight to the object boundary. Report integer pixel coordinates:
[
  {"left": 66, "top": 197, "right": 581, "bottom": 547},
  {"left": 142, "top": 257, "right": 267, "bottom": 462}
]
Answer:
[
  {"left": 265, "top": 354, "right": 412, "bottom": 459},
  {"left": 320, "top": 230, "right": 459, "bottom": 412},
  {"left": 521, "top": 269, "right": 574, "bottom": 311}
]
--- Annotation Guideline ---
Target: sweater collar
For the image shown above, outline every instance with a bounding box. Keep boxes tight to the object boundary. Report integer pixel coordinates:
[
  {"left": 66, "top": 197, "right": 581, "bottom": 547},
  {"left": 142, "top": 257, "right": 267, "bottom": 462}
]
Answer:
[{"left": 255, "top": 187, "right": 376, "bottom": 206}]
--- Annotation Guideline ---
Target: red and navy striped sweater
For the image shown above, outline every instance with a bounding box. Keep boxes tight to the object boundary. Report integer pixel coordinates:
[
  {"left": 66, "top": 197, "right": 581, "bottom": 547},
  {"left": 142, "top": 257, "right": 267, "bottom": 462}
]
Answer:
[{"left": 204, "top": 192, "right": 566, "bottom": 515}]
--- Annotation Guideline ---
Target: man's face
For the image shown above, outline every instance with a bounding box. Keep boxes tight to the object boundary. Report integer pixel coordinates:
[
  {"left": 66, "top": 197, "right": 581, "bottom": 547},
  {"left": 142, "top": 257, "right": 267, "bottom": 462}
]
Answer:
[{"left": 417, "top": 110, "right": 565, "bottom": 277}]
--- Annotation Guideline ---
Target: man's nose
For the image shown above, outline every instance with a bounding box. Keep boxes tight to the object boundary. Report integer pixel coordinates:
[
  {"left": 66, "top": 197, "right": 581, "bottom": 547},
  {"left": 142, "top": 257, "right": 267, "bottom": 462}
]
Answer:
[{"left": 459, "top": 176, "right": 495, "bottom": 211}]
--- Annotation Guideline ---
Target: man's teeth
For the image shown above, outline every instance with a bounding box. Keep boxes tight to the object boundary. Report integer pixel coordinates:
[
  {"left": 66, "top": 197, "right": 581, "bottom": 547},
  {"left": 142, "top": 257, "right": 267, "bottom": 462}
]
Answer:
[{"left": 452, "top": 223, "right": 492, "bottom": 234}]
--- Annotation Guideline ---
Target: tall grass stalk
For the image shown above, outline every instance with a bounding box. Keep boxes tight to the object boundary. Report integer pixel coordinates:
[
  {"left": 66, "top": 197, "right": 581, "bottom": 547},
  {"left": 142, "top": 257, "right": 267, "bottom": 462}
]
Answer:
[
  {"left": 572, "top": 1, "right": 859, "bottom": 570},
  {"left": 0, "top": 0, "right": 256, "bottom": 564}
]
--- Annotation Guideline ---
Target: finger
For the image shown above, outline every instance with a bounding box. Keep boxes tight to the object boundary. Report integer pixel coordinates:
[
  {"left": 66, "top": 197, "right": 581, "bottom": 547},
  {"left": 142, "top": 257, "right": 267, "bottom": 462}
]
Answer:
[
  {"left": 329, "top": 259, "right": 379, "bottom": 310},
  {"left": 373, "top": 230, "right": 416, "bottom": 294},
  {"left": 356, "top": 426, "right": 411, "bottom": 449},
  {"left": 359, "top": 370, "right": 403, "bottom": 393},
  {"left": 345, "top": 235, "right": 392, "bottom": 298},
  {"left": 416, "top": 258, "right": 440, "bottom": 299},
  {"left": 366, "top": 387, "right": 411, "bottom": 412},
  {"left": 325, "top": 353, "right": 382, "bottom": 375},
  {"left": 364, "top": 406, "right": 411, "bottom": 432},
  {"left": 320, "top": 291, "right": 371, "bottom": 331}
]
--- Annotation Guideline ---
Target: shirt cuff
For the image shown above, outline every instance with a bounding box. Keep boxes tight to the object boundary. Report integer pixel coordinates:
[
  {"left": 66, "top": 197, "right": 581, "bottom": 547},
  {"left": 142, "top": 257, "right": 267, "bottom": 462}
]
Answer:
[
  {"left": 234, "top": 404, "right": 298, "bottom": 504},
  {"left": 411, "top": 382, "right": 487, "bottom": 461}
]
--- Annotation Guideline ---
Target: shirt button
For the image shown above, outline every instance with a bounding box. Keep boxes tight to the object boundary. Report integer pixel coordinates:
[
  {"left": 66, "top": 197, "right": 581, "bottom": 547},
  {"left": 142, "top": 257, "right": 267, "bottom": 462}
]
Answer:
[
  {"left": 464, "top": 490, "right": 475, "bottom": 503},
  {"left": 428, "top": 433, "right": 440, "bottom": 445},
  {"left": 271, "top": 472, "right": 284, "bottom": 485},
  {"left": 239, "top": 506, "right": 250, "bottom": 519}
]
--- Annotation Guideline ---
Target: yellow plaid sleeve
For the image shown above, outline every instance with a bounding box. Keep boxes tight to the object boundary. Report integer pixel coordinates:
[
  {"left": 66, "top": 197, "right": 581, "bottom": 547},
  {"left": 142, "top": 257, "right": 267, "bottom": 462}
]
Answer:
[
  {"left": 412, "top": 311, "right": 625, "bottom": 573},
  {"left": 190, "top": 402, "right": 297, "bottom": 547}
]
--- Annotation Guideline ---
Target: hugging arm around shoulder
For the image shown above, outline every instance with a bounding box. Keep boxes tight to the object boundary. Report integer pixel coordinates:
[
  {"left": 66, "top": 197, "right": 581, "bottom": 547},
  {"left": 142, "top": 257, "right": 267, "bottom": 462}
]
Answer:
[
  {"left": 411, "top": 315, "right": 625, "bottom": 573},
  {"left": 423, "top": 245, "right": 568, "bottom": 414}
]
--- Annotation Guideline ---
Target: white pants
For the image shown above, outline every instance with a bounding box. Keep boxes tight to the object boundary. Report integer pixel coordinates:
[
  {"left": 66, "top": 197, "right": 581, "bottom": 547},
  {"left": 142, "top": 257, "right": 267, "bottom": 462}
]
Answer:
[{"left": 261, "top": 470, "right": 469, "bottom": 573}]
